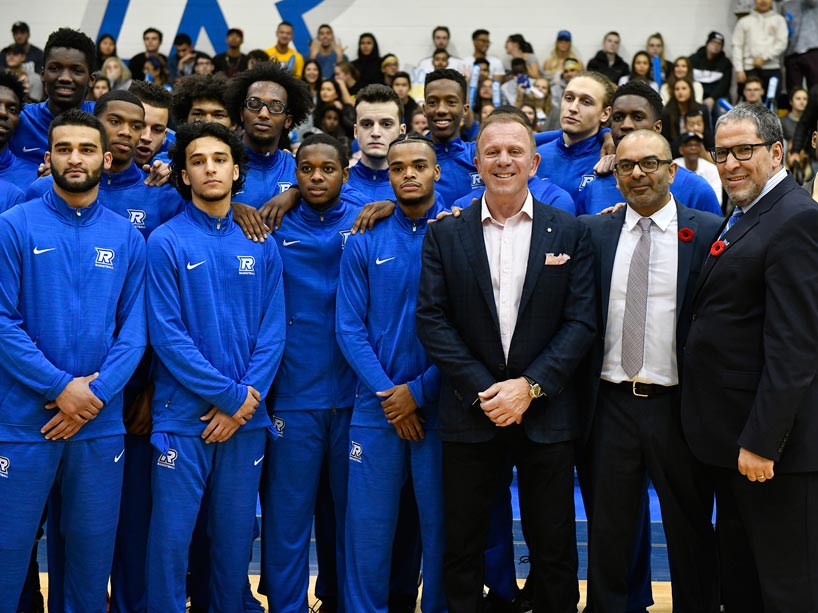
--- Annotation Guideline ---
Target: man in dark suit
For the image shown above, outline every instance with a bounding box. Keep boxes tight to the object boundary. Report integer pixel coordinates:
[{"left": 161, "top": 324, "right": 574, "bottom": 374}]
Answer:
[
  {"left": 682, "top": 102, "right": 818, "bottom": 611},
  {"left": 416, "top": 111, "right": 596, "bottom": 612},
  {"left": 580, "top": 129, "right": 721, "bottom": 612}
]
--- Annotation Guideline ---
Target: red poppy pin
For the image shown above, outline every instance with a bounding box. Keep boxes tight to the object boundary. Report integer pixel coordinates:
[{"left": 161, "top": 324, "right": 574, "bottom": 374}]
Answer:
[
  {"left": 710, "top": 240, "right": 726, "bottom": 257},
  {"left": 678, "top": 227, "right": 694, "bottom": 242}
]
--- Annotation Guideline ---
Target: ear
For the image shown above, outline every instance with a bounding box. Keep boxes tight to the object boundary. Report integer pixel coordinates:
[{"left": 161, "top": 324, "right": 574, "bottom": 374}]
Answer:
[
  {"left": 667, "top": 160, "right": 678, "bottom": 185},
  {"left": 181, "top": 168, "right": 191, "bottom": 187},
  {"left": 232, "top": 164, "right": 240, "bottom": 182},
  {"left": 529, "top": 152, "right": 541, "bottom": 178},
  {"left": 353, "top": 122, "right": 358, "bottom": 140},
  {"left": 400, "top": 122, "right": 406, "bottom": 135},
  {"left": 433, "top": 164, "right": 441, "bottom": 182},
  {"left": 600, "top": 105, "right": 612, "bottom": 124},
  {"left": 44, "top": 150, "right": 51, "bottom": 167},
  {"left": 285, "top": 113, "right": 293, "bottom": 130},
  {"left": 103, "top": 151, "right": 113, "bottom": 171},
  {"left": 342, "top": 166, "right": 350, "bottom": 184}
]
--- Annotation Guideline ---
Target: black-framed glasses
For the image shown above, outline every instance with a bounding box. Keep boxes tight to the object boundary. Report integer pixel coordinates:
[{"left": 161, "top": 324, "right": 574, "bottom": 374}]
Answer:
[
  {"left": 708, "top": 142, "right": 773, "bottom": 164},
  {"left": 613, "top": 157, "right": 672, "bottom": 176},
  {"left": 244, "top": 97, "right": 288, "bottom": 115}
]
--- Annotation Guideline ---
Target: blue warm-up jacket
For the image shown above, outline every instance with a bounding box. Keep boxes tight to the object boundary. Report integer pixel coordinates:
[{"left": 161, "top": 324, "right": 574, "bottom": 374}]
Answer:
[{"left": 234, "top": 147, "right": 297, "bottom": 209}]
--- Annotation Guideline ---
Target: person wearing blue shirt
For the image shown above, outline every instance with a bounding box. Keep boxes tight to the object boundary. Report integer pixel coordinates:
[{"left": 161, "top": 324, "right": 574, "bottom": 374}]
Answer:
[
  {"left": 0, "top": 109, "right": 146, "bottom": 613},
  {"left": 337, "top": 133, "right": 447, "bottom": 613},
  {"left": 130, "top": 80, "right": 173, "bottom": 172},
  {"left": 145, "top": 121, "right": 286, "bottom": 612},
  {"left": 260, "top": 134, "right": 359, "bottom": 612},
  {"left": 224, "top": 63, "right": 312, "bottom": 214},
  {"left": 535, "top": 72, "right": 615, "bottom": 208},
  {"left": 9, "top": 29, "right": 97, "bottom": 184},
  {"left": 577, "top": 80, "right": 723, "bottom": 218},
  {"left": 0, "top": 71, "right": 32, "bottom": 189}
]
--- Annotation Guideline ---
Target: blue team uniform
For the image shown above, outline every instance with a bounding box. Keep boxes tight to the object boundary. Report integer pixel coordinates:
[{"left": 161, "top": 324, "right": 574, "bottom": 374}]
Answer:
[
  {"left": 0, "top": 178, "right": 24, "bottom": 212},
  {"left": 9, "top": 101, "right": 96, "bottom": 183},
  {"left": 145, "top": 204, "right": 285, "bottom": 612},
  {"left": 535, "top": 131, "right": 606, "bottom": 205},
  {"left": 433, "top": 138, "right": 482, "bottom": 205},
  {"left": 0, "top": 146, "right": 35, "bottom": 188},
  {"left": 0, "top": 189, "right": 146, "bottom": 613},
  {"left": 260, "top": 198, "right": 359, "bottom": 612},
  {"left": 336, "top": 198, "right": 447, "bottom": 613},
  {"left": 342, "top": 163, "right": 395, "bottom": 206},
  {"left": 453, "top": 176, "right": 577, "bottom": 215},
  {"left": 233, "top": 147, "right": 296, "bottom": 208},
  {"left": 576, "top": 165, "right": 723, "bottom": 216}
]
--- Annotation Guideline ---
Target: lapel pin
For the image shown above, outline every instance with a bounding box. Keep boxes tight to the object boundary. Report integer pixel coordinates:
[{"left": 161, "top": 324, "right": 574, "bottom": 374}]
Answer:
[{"left": 547, "top": 227, "right": 552, "bottom": 232}]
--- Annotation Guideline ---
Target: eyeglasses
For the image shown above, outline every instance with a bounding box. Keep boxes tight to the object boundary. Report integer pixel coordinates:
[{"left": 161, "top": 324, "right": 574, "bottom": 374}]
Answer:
[
  {"left": 613, "top": 157, "right": 672, "bottom": 176},
  {"left": 244, "top": 97, "right": 288, "bottom": 115},
  {"left": 708, "top": 142, "right": 772, "bottom": 164}
]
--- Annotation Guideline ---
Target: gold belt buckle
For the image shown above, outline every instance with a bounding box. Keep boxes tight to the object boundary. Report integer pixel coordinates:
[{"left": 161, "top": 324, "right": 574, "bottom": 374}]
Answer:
[{"left": 632, "top": 382, "right": 649, "bottom": 398}]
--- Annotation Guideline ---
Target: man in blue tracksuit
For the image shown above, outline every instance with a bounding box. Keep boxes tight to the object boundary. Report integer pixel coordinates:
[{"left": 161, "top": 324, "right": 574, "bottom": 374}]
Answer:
[
  {"left": 337, "top": 134, "right": 447, "bottom": 613},
  {"left": 261, "top": 133, "right": 358, "bottom": 612},
  {"left": 145, "top": 121, "right": 285, "bottom": 612},
  {"left": 9, "top": 28, "right": 97, "bottom": 185},
  {"left": 0, "top": 109, "right": 146, "bottom": 613},
  {"left": 576, "top": 80, "right": 723, "bottom": 217},
  {"left": 0, "top": 71, "right": 32, "bottom": 190}
]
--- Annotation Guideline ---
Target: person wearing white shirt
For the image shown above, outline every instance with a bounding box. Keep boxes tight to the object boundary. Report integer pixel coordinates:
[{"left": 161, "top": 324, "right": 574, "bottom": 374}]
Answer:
[
  {"left": 580, "top": 130, "right": 721, "bottom": 612},
  {"left": 463, "top": 29, "right": 505, "bottom": 82},
  {"left": 674, "top": 131, "right": 723, "bottom": 206}
]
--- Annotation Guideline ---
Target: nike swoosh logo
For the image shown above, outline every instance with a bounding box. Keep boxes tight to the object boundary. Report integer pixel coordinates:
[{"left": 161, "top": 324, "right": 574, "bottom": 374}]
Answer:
[
  {"left": 282, "top": 240, "right": 301, "bottom": 247},
  {"left": 254, "top": 455, "right": 265, "bottom": 466},
  {"left": 22, "top": 146, "right": 40, "bottom": 153},
  {"left": 375, "top": 257, "right": 395, "bottom": 265},
  {"left": 114, "top": 449, "right": 125, "bottom": 463},
  {"left": 33, "top": 247, "right": 56, "bottom": 255},
  {"left": 186, "top": 261, "right": 206, "bottom": 270}
]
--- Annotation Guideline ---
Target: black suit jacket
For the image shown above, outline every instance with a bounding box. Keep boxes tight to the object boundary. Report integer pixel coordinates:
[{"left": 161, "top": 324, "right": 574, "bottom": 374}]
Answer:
[
  {"left": 682, "top": 173, "right": 818, "bottom": 471},
  {"left": 416, "top": 198, "right": 596, "bottom": 444},
  {"left": 578, "top": 201, "right": 722, "bottom": 441}
]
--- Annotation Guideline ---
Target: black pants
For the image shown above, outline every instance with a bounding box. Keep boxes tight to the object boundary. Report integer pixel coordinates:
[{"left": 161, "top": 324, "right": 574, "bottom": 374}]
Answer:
[
  {"left": 785, "top": 49, "right": 818, "bottom": 93},
  {"left": 712, "top": 467, "right": 818, "bottom": 613},
  {"left": 586, "top": 383, "right": 719, "bottom": 613},
  {"left": 442, "top": 426, "right": 578, "bottom": 613}
]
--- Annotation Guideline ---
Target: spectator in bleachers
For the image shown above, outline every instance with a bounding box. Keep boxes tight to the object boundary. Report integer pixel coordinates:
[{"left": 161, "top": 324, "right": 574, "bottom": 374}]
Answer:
[
  {"left": 334, "top": 61, "right": 362, "bottom": 103},
  {"left": 782, "top": 86, "right": 808, "bottom": 143},
  {"left": 310, "top": 24, "right": 347, "bottom": 78},
  {"left": 96, "top": 34, "right": 117, "bottom": 68},
  {"left": 352, "top": 32, "right": 384, "bottom": 87},
  {"left": 102, "top": 56, "right": 132, "bottom": 91},
  {"left": 732, "top": 0, "right": 788, "bottom": 97},
  {"left": 619, "top": 51, "right": 659, "bottom": 92},
  {"left": 266, "top": 21, "right": 305, "bottom": 77},
  {"left": 587, "top": 31, "right": 630, "bottom": 85},
  {"left": 689, "top": 31, "right": 733, "bottom": 115},
  {"left": 0, "top": 22, "right": 44, "bottom": 73},
  {"left": 464, "top": 29, "right": 505, "bottom": 81},
  {"left": 505, "top": 33, "right": 541, "bottom": 78},
  {"left": 317, "top": 78, "right": 355, "bottom": 137},
  {"left": 391, "top": 70, "right": 417, "bottom": 120},
  {"left": 213, "top": 28, "right": 249, "bottom": 78},
  {"left": 543, "top": 30, "right": 583, "bottom": 84},
  {"left": 662, "top": 76, "right": 713, "bottom": 155},
  {"left": 781, "top": 0, "right": 818, "bottom": 92},
  {"left": 128, "top": 27, "right": 166, "bottom": 83},
  {"left": 661, "top": 56, "right": 704, "bottom": 104},
  {"left": 646, "top": 32, "right": 673, "bottom": 83},
  {"left": 380, "top": 53, "right": 399, "bottom": 87},
  {"left": 91, "top": 76, "right": 111, "bottom": 100}
]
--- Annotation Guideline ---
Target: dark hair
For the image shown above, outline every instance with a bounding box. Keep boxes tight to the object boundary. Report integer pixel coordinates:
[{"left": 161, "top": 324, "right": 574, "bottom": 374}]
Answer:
[
  {"left": 318, "top": 24, "right": 333, "bottom": 33},
  {"left": 171, "top": 73, "right": 230, "bottom": 122},
  {"left": 48, "top": 108, "right": 107, "bottom": 151},
  {"left": 744, "top": 75, "right": 763, "bottom": 87},
  {"left": 335, "top": 61, "right": 360, "bottom": 81},
  {"left": 612, "top": 79, "right": 664, "bottom": 120},
  {"left": 604, "top": 31, "right": 620, "bottom": 40},
  {"left": 301, "top": 59, "right": 322, "bottom": 85},
  {"left": 387, "top": 132, "right": 437, "bottom": 159},
  {"left": 425, "top": 68, "right": 468, "bottom": 101},
  {"left": 319, "top": 78, "right": 343, "bottom": 101},
  {"left": 433, "top": 26, "right": 450, "bottom": 40},
  {"left": 96, "top": 34, "right": 117, "bottom": 66},
  {"left": 45, "top": 28, "right": 97, "bottom": 72},
  {"left": 630, "top": 51, "right": 654, "bottom": 80},
  {"left": 392, "top": 71, "right": 411, "bottom": 85},
  {"left": 143, "top": 28, "right": 163, "bottom": 42},
  {"left": 357, "top": 33, "right": 380, "bottom": 59},
  {"left": 473, "top": 57, "right": 489, "bottom": 68},
  {"left": 225, "top": 62, "right": 313, "bottom": 127},
  {"left": 169, "top": 121, "right": 247, "bottom": 200},
  {"left": 247, "top": 49, "right": 269, "bottom": 63},
  {"left": 93, "top": 89, "right": 144, "bottom": 118},
  {"left": 685, "top": 109, "right": 705, "bottom": 120},
  {"left": 433, "top": 49, "right": 449, "bottom": 59},
  {"left": 355, "top": 83, "right": 404, "bottom": 118},
  {"left": 296, "top": 132, "right": 348, "bottom": 168},
  {"left": 173, "top": 33, "right": 192, "bottom": 47},
  {"left": 227, "top": 28, "right": 244, "bottom": 39},
  {"left": 790, "top": 87, "right": 808, "bottom": 102},
  {"left": 472, "top": 29, "right": 489, "bottom": 41},
  {"left": 0, "top": 70, "right": 26, "bottom": 109},
  {"left": 507, "top": 34, "right": 534, "bottom": 54},
  {"left": 278, "top": 21, "right": 294, "bottom": 30},
  {"left": 129, "top": 79, "right": 172, "bottom": 108}
]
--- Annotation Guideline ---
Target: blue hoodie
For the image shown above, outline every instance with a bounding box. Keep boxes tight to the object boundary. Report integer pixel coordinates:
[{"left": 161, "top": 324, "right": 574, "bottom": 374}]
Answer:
[
  {"left": 0, "top": 189, "right": 147, "bottom": 442},
  {"left": 25, "top": 162, "right": 186, "bottom": 239},
  {"left": 453, "top": 176, "right": 577, "bottom": 215},
  {"left": 342, "top": 163, "right": 394, "bottom": 207},
  {"left": 0, "top": 178, "right": 24, "bottom": 212},
  {"left": 10, "top": 100, "right": 96, "bottom": 182},
  {"left": 576, "top": 165, "right": 723, "bottom": 216},
  {"left": 433, "top": 137, "right": 483, "bottom": 205},
  {"left": 336, "top": 197, "right": 445, "bottom": 429},
  {"left": 270, "top": 198, "right": 359, "bottom": 411},
  {"left": 0, "top": 146, "right": 35, "bottom": 188},
  {"left": 147, "top": 204, "right": 286, "bottom": 436},
  {"left": 233, "top": 147, "right": 297, "bottom": 208},
  {"left": 535, "top": 130, "right": 606, "bottom": 204}
]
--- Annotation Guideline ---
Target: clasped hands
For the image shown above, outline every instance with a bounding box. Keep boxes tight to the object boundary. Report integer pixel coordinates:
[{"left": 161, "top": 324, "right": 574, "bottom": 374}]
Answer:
[{"left": 477, "top": 377, "right": 532, "bottom": 427}]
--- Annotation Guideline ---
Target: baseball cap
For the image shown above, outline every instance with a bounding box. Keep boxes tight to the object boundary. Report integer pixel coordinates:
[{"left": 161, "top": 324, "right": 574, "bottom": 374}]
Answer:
[
  {"left": 227, "top": 28, "right": 244, "bottom": 38},
  {"left": 11, "top": 22, "right": 29, "bottom": 33},
  {"left": 707, "top": 31, "right": 725, "bottom": 45},
  {"left": 679, "top": 131, "right": 703, "bottom": 145},
  {"left": 557, "top": 30, "right": 572, "bottom": 42}
]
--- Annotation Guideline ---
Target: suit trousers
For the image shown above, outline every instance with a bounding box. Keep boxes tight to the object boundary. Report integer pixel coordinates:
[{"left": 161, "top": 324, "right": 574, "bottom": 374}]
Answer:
[
  {"left": 442, "top": 425, "right": 578, "bottom": 613},
  {"left": 712, "top": 467, "right": 818, "bottom": 613},
  {"left": 586, "top": 383, "right": 719, "bottom": 613}
]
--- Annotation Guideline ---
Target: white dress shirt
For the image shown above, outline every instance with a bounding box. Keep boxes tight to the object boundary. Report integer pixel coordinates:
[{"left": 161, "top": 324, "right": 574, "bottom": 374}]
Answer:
[
  {"left": 481, "top": 192, "right": 533, "bottom": 361},
  {"left": 601, "top": 197, "right": 679, "bottom": 385}
]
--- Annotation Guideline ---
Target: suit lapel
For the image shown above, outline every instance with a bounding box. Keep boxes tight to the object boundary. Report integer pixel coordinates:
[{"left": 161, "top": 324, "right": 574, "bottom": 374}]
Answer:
[
  {"left": 518, "top": 201, "right": 558, "bottom": 317},
  {"left": 676, "top": 205, "right": 698, "bottom": 316},
  {"left": 600, "top": 208, "right": 626, "bottom": 331},
  {"left": 459, "top": 204, "right": 500, "bottom": 330}
]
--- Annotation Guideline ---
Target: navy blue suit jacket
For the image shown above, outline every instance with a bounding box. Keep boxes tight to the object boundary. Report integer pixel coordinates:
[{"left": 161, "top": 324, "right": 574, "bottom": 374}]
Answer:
[{"left": 416, "top": 198, "right": 596, "bottom": 444}]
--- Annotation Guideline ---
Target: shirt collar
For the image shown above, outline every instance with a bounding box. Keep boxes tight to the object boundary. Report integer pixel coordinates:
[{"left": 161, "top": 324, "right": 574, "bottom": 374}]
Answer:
[
  {"left": 481, "top": 190, "right": 534, "bottom": 225},
  {"left": 740, "top": 167, "right": 787, "bottom": 214},
  {"left": 625, "top": 194, "right": 677, "bottom": 232}
]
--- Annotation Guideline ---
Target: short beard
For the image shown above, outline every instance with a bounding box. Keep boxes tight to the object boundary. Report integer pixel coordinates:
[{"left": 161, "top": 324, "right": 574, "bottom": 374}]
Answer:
[
  {"left": 397, "top": 193, "right": 433, "bottom": 208},
  {"left": 196, "top": 187, "right": 233, "bottom": 203},
  {"left": 52, "top": 165, "right": 103, "bottom": 193}
]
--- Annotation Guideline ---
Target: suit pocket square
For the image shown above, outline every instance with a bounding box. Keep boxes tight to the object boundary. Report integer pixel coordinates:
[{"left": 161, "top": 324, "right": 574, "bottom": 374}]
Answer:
[{"left": 545, "top": 253, "right": 571, "bottom": 266}]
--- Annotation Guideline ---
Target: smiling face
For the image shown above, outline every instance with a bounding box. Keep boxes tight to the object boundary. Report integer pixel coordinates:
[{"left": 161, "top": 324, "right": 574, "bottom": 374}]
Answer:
[
  {"left": 92, "top": 80, "right": 110, "bottom": 99},
  {"left": 296, "top": 142, "right": 348, "bottom": 209},
  {"left": 614, "top": 131, "right": 676, "bottom": 216},
  {"left": 673, "top": 58, "right": 690, "bottom": 78},
  {"left": 475, "top": 119, "right": 540, "bottom": 202},
  {"left": 42, "top": 47, "right": 93, "bottom": 112},
  {"left": 424, "top": 78, "right": 466, "bottom": 143},
  {"left": 715, "top": 118, "right": 782, "bottom": 207},
  {"left": 303, "top": 62, "right": 320, "bottom": 84}
]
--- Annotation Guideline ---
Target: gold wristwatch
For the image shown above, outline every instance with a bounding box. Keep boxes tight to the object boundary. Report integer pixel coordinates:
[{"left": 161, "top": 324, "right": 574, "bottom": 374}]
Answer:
[{"left": 524, "top": 376, "right": 544, "bottom": 399}]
